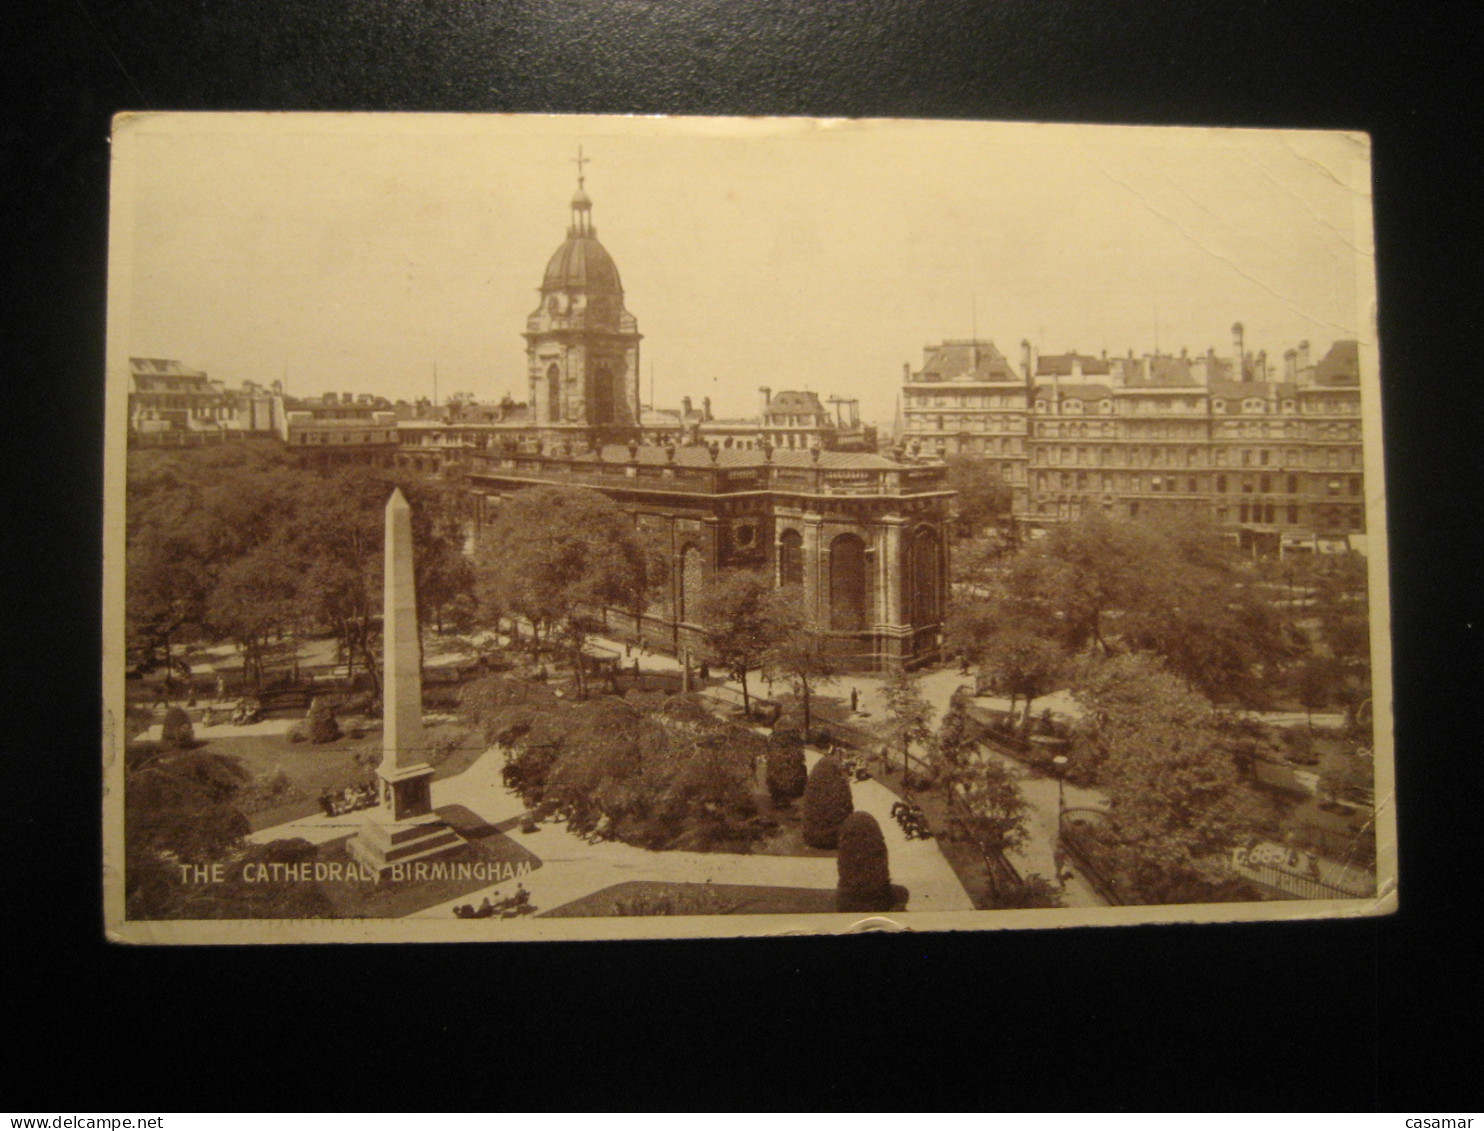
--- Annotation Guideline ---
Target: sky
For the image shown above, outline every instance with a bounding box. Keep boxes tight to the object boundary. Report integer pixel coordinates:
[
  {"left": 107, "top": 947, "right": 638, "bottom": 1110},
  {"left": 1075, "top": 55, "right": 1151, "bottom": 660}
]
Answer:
[{"left": 110, "top": 114, "right": 1375, "bottom": 427}]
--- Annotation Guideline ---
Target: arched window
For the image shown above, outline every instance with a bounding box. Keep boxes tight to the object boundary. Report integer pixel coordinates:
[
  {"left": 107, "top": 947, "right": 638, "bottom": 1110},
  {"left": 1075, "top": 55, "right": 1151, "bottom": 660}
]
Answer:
[
  {"left": 829, "top": 534, "right": 868, "bottom": 631},
  {"left": 909, "top": 526, "right": 940, "bottom": 625},
  {"left": 546, "top": 363, "right": 561, "bottom": 423},
  {"left": 778, "top": 528, "right": 803, "bottom": 587},
  {"left": 678, "top": 544, "right": 704, "bottom": 623}
]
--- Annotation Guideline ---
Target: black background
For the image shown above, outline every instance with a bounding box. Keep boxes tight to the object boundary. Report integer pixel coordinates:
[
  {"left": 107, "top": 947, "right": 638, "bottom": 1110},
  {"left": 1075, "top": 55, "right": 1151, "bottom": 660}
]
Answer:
[{"left": 4, "top": 0, "right": 1478, "bottom": 1113}]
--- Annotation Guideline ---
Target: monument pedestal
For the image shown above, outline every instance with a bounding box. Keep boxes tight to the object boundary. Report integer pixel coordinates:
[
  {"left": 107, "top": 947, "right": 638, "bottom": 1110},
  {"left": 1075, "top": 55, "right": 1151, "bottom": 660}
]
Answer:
[{"left": 347, "top": 763, "right": 464, "bottom": 879}]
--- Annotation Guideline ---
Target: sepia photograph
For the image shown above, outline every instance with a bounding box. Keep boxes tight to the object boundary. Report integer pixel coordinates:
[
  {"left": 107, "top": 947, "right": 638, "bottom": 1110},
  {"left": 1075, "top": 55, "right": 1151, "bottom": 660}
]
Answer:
[{"left": 102, "top": 112, "right": 1393, "bottom": 943}]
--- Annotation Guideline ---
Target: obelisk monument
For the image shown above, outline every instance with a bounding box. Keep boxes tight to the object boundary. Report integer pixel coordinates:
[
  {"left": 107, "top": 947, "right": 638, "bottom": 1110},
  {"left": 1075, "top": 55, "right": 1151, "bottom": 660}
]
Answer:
[{"left": 349, "top": 488, "right": 462, "bottom": 877}]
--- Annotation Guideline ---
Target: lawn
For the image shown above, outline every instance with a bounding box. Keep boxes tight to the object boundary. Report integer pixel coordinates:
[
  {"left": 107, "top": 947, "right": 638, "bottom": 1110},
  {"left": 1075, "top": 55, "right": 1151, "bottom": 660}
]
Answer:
[{"left": 201, "top": 718, "right": 488, "bottom": 831}]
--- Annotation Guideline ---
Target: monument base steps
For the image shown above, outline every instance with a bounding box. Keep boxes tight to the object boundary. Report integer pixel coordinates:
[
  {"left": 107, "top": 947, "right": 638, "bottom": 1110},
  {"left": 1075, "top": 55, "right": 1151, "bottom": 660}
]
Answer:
[{"left": 347, "top": 812, "right": 466, "bottom": 879}]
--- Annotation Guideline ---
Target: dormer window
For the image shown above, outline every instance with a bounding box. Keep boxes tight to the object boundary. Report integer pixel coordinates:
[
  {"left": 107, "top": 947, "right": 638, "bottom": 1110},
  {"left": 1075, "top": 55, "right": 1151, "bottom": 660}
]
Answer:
[{"left": 1211, "top": 399, "right": 1226, "bottom": 412}]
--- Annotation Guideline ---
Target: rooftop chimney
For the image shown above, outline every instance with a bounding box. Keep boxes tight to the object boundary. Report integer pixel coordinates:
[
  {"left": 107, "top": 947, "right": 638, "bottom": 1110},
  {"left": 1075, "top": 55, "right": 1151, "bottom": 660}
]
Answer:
[
  {"left": 681, "top": 396, "right": 693, "bottom": 417},
  {"left": 1232, "top": 322, "right": 1246, "bottom": 381},
  {"left": 702, "top": 396, "right": 712, "bottom": 421},
  {"left": 759, "top": 386, "right": 772, "bottom": 417}
]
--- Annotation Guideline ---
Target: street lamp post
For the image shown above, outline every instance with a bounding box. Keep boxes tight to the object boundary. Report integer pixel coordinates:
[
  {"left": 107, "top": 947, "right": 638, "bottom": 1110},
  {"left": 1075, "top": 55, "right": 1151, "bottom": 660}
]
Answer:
[
  {"left": 1051, "top": 753, "right": 1069, "bottom": 890},
  {"left": 1051, "top": 754, "right": 1069, "bottom": 838}
]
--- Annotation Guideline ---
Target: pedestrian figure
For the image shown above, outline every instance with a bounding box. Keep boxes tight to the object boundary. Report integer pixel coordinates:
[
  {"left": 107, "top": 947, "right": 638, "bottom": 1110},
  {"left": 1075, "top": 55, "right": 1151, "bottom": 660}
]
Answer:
[
  {"left": 850, "top": 687, "right": 859, "bottom": 713},
  {"left": 1052, "top": 848, "right": 1068, "bottom": 890},
  {"left": 699, "top": 661, "right": 710, "bottom": 681}
]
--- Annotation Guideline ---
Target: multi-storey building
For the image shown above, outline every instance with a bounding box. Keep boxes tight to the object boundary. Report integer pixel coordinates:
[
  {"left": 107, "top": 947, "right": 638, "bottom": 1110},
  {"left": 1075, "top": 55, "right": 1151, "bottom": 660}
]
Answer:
[
  {"left": 899, "top": 340, "right": 1030, "bottom": 514},
  {"left": 127, "top": 358, "right": 283, "bottom": 444},
  {"left": 279, "top": 392, "right": 399, "bottom": 469},
  {"left": 1022, "top": 337, "right": 1365, "bottom": 554},
  {"left": 901, "top": 325, "right": 1367, "bottom": 556}
]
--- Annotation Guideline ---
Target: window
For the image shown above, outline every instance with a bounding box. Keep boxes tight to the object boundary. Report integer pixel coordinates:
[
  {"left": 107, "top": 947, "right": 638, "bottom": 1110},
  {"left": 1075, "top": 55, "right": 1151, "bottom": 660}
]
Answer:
[
  {"left": 778, "top": 529, "right": 803, "bottom": 586},
  {"left": 1260, "top": 450, "right": 1270, "bottom": 466},
  {"left": 1349, "top": 477, "right": 1362, "bottom": 496},
  {"left": 1287, "top": 474, "right": 1298, "bottom": 494},
  {"left": 1287, "top": 504, "right": 1299, "bottom": 523},
  {"left": 1217, "top": 474, "right": 1227, "bottom": 493},
  {"left": 1260, "top": 475, "right": 1271, "bottom": 493}
]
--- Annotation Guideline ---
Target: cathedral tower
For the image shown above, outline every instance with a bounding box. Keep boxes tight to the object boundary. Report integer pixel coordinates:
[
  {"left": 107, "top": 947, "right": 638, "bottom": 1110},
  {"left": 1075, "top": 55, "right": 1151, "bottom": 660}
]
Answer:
[{"left": 524, "top": 151, "right": 642, "bottom": 444}]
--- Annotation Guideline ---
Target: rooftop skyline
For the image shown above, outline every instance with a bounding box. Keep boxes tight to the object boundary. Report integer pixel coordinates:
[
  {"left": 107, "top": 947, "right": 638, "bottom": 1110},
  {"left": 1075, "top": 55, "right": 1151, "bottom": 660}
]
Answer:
[{"left": 112, "top": 114, "right": 1375, "bottom": 427}]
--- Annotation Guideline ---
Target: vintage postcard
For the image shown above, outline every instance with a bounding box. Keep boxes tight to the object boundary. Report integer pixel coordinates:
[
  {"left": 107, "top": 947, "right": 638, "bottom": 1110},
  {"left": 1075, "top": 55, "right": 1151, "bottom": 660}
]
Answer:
[{"left": 103, "top": 113, "right": 1393, "bottom": 943}]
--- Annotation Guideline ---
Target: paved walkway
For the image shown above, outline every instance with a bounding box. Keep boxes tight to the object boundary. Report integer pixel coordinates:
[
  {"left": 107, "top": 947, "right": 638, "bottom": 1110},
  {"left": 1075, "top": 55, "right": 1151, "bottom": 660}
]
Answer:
[
  {"left": 249, "top": 715, "right": 975, "bottom": 917},
  {"left": 739, "top": 666, "right": 1110, "bottom": 908}
]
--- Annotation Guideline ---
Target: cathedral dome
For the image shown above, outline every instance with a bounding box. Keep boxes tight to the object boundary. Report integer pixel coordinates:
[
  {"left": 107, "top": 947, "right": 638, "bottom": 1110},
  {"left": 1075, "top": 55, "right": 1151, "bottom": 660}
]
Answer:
[{"left": 542, "top": 232, "right": 623, "bottom": 295}]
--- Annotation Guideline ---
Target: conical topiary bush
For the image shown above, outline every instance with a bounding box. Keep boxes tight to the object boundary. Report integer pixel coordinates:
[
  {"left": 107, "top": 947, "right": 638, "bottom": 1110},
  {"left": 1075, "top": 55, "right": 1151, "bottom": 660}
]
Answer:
[
  {"left": 835, "top": 810, "right": 893, "bottom": 912},
  {"left": 802, "top": 756, "right": 853, "bottom": 849}
]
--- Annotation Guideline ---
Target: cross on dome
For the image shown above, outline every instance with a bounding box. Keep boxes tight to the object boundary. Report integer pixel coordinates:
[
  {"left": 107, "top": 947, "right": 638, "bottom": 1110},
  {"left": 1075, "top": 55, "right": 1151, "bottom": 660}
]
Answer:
[{"left": 569, "top": 145, "right": 594, "bottom": 234}]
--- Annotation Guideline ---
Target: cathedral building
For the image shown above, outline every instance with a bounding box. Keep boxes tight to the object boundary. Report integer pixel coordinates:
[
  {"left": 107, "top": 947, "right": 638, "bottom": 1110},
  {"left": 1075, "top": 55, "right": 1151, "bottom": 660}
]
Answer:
[{"left": 456, "top": 165, "right": 953, "bottom": 671}]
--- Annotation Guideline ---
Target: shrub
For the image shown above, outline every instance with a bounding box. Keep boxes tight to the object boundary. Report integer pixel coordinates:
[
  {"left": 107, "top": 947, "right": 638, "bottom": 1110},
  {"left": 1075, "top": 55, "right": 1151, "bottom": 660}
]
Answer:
[
  {"left": 161, "top": 706, "right": 195, "bottom": 749},
  {"left": 301, "top": 697, "right": 342, "bottom": 744},
  {"left": 835, "top": 811, "right": 893, "bottom": 912},
  {"left": 802, "top": 757, "right": 853, "bottom": 848},
  {"left": 765, "top": 742, "right": 807, "bottom": 804}
]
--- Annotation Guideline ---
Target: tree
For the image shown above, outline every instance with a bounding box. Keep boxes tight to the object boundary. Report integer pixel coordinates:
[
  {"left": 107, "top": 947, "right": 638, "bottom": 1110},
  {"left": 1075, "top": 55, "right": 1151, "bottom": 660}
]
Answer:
[
  {"left": 760, "top": 586, "right": 840, "bottom": 739},
  {"left": 945, "top": 454, "right": 1014, "bottom": 537},
  {"left": 295, "top": 696, "right": 342, "bottom": 744},
  {"left": 1069, "top": 653, "right": 1253, "bottom": 902},
  {"left": 947, "top": 757, "right": 1032, "bottom": 856},
  {"left": 1117, "top": 514, "right": 1297, "bottom": 706},
  {"left": 477, "top": 486, "right": 650, "bottom": 699},
  {"left": 1291, "top": 655, "right": 1344, "bottom": 729},
  {"left": 936, "top": 686, "right": 977, "bottom": 767},
  {"left": 835, "top": 811, "right": 893, "bottom": 912},
  {"left": 879, "top": 666, "right": 937, "bottom": 782},
  {"left": 1002, "top": 511, "right": 1166, "bottom": 655},
  {"left": 802, "top": 756, "right": 854, "bottom": 848},
  {"left": 977, "top": 624, "right": 1065, "bottom": 734},
  {"left": 491, "top": 686, "right": 764, "bottom": 849},
  {"left": 695, "top": 569, "right": 773, "bottom": 716},
  {"left": 124, "top": 745, "right": 251, "bottom": 918}
]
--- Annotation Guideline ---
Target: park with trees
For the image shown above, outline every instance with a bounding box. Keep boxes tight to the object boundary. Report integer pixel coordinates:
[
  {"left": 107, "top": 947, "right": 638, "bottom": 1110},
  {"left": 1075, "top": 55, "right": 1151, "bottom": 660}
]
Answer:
[
  {"left": 122, "top": 442, "right": 1375, "bottom": 918},
  {"left": 942, "top": 507, "right": 1376, "bottom": 904}
]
